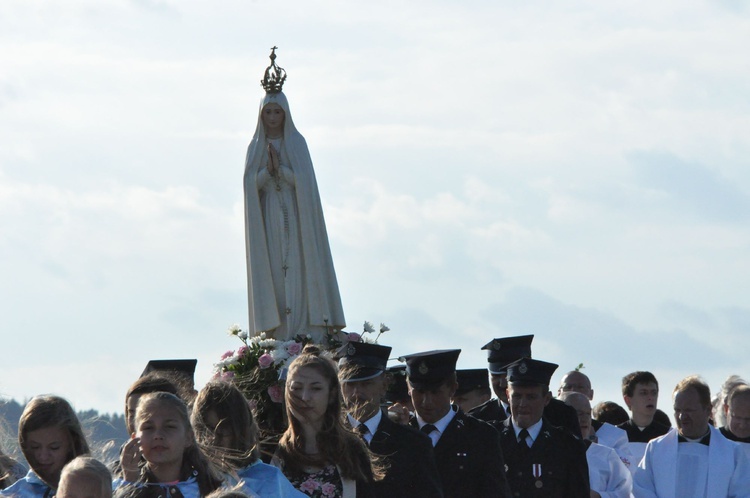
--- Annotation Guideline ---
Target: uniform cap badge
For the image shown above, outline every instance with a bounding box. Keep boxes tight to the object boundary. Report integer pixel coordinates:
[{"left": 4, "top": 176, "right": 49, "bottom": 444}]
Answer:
[{"left": 419, "top": 361, "right": 429, "bottom": 375}]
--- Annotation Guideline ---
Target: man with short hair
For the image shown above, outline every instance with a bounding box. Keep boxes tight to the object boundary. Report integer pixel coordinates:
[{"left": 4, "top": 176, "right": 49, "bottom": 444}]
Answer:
[
  {"left": 561, "top": 391, "right": 632, "bottom": 498},
  {"left": 558, "top": 370, "right": 632, "bottom": 471},
  {"left": 721, "top": 384, "right": 750, "bottom": 457},
  {"left": 403, "top": 349, "right": 511, "bottom": 498},
  {"left": 470, "top": 335, "right": 581, "bottom": 437},
  {"left": 337, "top": 342, "right": 443, "bottom": 498},
  {"left": 618, "top": 371, "right": 670, "bottom": 466},
  {"left": 498, "top": 358, "right": 589, "bottom": 497},
  {"left": 633, "top": 375, "right": 750, "bottom": 497},
  {"left": 452, "top": 368, "right": 492, "bottom": 412}
]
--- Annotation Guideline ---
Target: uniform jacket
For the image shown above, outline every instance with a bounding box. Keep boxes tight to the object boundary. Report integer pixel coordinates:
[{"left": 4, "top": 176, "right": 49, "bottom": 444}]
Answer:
[
  {"left": 470, "top": 398, "right": 582, "bottom": 438},
  {"left": 412, "top": 407, "right": 511, "bottom": 498},
  {"left": 499, "top": 418, "right": 590, "bottom": 497},
  {"left": 367, "top": 410, "right": 443, "bottom": 498}
]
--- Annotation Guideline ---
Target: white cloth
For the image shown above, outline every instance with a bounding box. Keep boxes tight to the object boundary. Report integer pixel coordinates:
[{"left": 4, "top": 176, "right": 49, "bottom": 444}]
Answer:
[
  {"left": 633, "top": 426, "right": 750, "bottom": 498},
  {"left": 243, "top": 91, "right": 345, "bottom": 341},
  {"left": 597, "top": 422, "right": 637, "bottom": 472},
  {"left": 587, "top": 441, "right": 634, "bottom": 498}
]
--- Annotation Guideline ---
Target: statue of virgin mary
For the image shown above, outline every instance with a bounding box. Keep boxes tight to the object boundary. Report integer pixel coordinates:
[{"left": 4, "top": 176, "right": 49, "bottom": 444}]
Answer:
[{"left": 243, "top": 48, "right": 346, "bottom": 342}]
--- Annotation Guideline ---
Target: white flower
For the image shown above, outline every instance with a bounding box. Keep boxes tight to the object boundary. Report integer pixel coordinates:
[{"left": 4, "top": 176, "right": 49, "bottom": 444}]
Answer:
[
  {"left": 238, "top": 330, "right": 249, "bottom": 340},
  {"left": 271, "top": 348, "right": 290, "bottom": 364},
  {"left": 363, "top": 321, "right": 375, "bottom": 333},
  {"left": 258, "top": 338, "right": 279, "bottom": 349},
  {"left": 227, "top": 324, "right": 242, "bottom": 336},
  {"left": 379, "top": 323, "right": 390, "bottom": 333}
]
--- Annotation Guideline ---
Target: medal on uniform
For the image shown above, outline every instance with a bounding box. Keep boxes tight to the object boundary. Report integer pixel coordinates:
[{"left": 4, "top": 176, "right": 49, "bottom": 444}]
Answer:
[{"left": 533, "top": 463, "right": 542, "bottom": 488}]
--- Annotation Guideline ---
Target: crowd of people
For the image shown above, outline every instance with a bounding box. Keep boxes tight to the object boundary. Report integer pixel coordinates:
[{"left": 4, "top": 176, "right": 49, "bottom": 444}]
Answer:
[{"left": 1, "top": 333, "right": 749, "bottom": 498}]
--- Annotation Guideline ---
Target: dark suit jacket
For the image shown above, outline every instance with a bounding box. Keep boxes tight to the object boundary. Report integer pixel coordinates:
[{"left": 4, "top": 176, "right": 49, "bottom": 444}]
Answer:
[
  {"left": 366, "top": 410, "right": 443, "bottom": 498},
  {"left": 499, "top": 418, "right": 589, "bottom": 497},
  {"left": 470, "top": 398, "right": 582, "bottom": 438},
  {"left": 412, "top": 408, "right": 512, "bottom": 498}
]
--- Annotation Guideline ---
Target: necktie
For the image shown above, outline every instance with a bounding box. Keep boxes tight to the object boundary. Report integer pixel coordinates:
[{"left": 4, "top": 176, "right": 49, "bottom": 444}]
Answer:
[
  {"left": 421, "top": 424, "right": 438, "bottom": 435},
  {"left": 355, "top": 423, "right": 369, "bottom": 443},
  {"left": 518, "top": 428, "right": 531, "bottom": 451}
]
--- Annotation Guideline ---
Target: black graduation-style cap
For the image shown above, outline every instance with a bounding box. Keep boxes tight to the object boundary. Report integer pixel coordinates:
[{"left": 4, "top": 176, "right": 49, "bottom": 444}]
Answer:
[
  {"left": 401, "top": 349, "right": 461, "bottom": 389},
  {"left": 141, "top": 359, "right": 197, "bottom": 380},
  {"left": 481, "top": 335, "right": 534, "bottom": 375},
  {"left": 506, "top": 357, "right": 558, "bottom": 387},
  {"left": 337, "top": 341, "right": 392, "bottom": 382},
  {"left": 455, "top": 368, "right": 490, "bottom": 396}
]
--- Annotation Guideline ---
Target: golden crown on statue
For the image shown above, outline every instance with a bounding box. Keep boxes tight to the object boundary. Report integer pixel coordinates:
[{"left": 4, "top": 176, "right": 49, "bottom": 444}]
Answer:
[{"left": 261, "top": 46, "right": 287, "bottom": 94}]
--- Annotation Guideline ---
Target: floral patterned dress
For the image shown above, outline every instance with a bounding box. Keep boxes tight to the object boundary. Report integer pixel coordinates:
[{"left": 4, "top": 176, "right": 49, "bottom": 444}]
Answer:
[{"left": 287, "top": 464, "right": 342, "bottom": 498}]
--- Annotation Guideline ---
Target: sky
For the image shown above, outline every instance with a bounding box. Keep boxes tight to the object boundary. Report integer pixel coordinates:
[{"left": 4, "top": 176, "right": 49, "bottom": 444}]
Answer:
[{"left": 1, "top": 0, "right": 749, "bottom": 418}]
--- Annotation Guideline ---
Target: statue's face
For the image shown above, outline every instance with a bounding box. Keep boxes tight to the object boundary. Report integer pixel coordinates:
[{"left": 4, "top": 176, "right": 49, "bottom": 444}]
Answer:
[{"left": 262, "top": 103, "right": 285, "bottom": 136}]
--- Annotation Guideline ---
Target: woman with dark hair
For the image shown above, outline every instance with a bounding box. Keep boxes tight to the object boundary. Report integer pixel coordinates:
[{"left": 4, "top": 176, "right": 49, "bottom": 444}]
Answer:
[
  {"left": 1, "top": 395, "right": 89, "bottom": 497},
  {"left": 273, "top": 346, "right": 377, "bottom": 497},
  {"left": 192, "top": 381, "right": 304, "bottom": 497}
]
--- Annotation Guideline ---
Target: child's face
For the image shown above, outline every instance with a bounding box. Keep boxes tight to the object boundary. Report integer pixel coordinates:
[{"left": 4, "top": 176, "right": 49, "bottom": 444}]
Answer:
[
  {"left": 57, "top": 472, "right": 110, "bottom": 498},
  {"left": 203, "top": 410, "right": 234, "bottom": 450},
  {"left": 136, "top": 402, "right": 192, "bottom": 468},
  {"left": 25, "top": 425, "right": 72, "bottom": 486}
]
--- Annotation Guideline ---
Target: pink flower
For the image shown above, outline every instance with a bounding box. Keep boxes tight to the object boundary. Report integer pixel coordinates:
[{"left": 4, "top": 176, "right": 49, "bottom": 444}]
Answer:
[
  {"left": 220, "top": 350, "right": 234, "bottom": 360},
  {"left": 321, "top": 482, "right": 336, "bottom": 496},
  {"left": 300, "top": 479, "right": 319, "bottom": 493},
  {"left": 221, "top": 371, "right": 235, "bottom": 381},
  {"left": 267, "top": 384, "right": 284, "bottom": 403},
  {"left": 286, "top": 341, "right": 302, "bottom": 356},
  {"left": 348, "top": 332, "right": 361, "bottom": 342},
  {"left": 237, "top": 345, "right": 249, "bottom": 357},
  {"left": 258, "top": 353, "right": 273, "bottom": 368}
]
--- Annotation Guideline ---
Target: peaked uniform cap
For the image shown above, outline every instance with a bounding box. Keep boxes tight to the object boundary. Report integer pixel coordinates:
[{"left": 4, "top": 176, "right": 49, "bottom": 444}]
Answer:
[
  {"left": 401, "top": 349, "right": 461, "bottom": 389},
  {"left": 455, "top": 368, "right": 490, "bottom": 396},
  {"left": 506, "top": 357, "right": 558, "bottom": 387},
  {"left": 337, "top": 341, "right": 392, "bottom": 382},
  {"left": 481, "top": 335, "right": 534, "bottom": 375},
  {"left": 385, "top": 365, "right": 409, "bottom": 403}
]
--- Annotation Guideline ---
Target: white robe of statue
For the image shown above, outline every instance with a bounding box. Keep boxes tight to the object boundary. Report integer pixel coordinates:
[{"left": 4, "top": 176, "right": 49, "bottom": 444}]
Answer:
[{"left": 243, "top": 91, "right": 345, "bottom": 342}]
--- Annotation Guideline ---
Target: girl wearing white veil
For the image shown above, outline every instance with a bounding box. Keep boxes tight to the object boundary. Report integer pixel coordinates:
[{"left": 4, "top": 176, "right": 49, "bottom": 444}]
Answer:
[{"left": 243, "top": 54, "right": 345, "bottom": 343}]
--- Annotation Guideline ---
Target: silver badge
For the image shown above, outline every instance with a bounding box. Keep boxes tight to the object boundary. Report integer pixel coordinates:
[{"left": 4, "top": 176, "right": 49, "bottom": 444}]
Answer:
[
  {"left": 419, "top": 361, "right": 429, "bottom": 375},
  {"left": 347, "top": 343, "right": 356, "bottom": 356},
  {"left": 518, "top": 361, "right": 528, "bottom": 374}
]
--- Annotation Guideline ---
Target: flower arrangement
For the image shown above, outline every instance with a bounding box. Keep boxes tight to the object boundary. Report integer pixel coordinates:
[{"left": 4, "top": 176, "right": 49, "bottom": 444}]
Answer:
[
  {"left": 213, "top": 321, "right": 390, "bottom": 435},
  {"left": 214, "top": 325, "right": 313, "bottom": 434}
]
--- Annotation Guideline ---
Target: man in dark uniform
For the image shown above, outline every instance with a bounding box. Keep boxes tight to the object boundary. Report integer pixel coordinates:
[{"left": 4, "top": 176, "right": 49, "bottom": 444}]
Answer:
[
  {"left": 470, "top": 335, "right": 581, "bottom": 438},
  {"left": 337, "top": 341, "right": 443, "bottom": 498},
  {"left": 453, "top": 368, "right": 492, "bottom": 412},
  {"left": 499, "top": 357, "right": 590, "bottom": 497},
  {"left": 402, "top": 349, "right": 512, "bottom": 498}
]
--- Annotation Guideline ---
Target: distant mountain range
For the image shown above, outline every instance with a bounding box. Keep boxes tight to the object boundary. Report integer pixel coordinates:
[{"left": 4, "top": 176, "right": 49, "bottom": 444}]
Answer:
[{"left": 0, "top": 399, "right": 128, "bottom": 466}]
